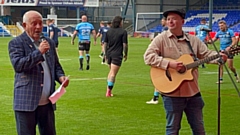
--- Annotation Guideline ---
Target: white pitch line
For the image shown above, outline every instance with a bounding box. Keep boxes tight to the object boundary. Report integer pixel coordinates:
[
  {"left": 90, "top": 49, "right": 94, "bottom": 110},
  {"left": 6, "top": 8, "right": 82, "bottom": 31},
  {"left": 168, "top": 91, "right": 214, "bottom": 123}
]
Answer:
[
  {"left": 202, "top": 71, "right": 227, "bottom": 74},
  {"left": 71, "top": 77, "right": 106, "bottom": 81},
  {"left": 59, "top": 59, "right": 72, "bottom": 61}
]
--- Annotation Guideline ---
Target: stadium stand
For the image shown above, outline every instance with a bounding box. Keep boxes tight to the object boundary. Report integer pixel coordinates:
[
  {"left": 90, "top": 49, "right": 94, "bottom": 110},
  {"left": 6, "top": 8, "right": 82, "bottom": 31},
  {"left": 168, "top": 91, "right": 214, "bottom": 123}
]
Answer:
[
  {"left": 0, "top": 23, "right": 71, "bottom": 37},
  {"left": 183, "top": 10, "right": 240, "bottom": 32},
  {"left": 5, "top": 25, "right": 22, "bottom": 37},
  {"left": 200, "top": 0, "right": 240, "bottom": 10},
  {"left": 142, "top": 0, "right": 240, "bottom": 34},
  {"left": 0, "top": 22, "right": 11, "bottom": 37},
  {"left": 147, "top": 10, "right": 240, "bottom": 33}
]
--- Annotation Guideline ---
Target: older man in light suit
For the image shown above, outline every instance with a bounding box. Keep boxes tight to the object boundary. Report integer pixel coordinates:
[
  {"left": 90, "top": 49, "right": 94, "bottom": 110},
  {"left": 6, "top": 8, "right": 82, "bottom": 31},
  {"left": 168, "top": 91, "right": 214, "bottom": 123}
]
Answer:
[{"left": 8, "top": 10, "right": 69, "bottom": 135}]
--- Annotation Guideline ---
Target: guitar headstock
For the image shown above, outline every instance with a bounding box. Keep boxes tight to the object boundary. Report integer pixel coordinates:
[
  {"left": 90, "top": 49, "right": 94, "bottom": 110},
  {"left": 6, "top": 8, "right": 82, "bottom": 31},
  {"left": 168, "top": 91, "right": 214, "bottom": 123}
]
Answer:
[{"left": 229, "top": 45, "right": 240, "bottom": 56}]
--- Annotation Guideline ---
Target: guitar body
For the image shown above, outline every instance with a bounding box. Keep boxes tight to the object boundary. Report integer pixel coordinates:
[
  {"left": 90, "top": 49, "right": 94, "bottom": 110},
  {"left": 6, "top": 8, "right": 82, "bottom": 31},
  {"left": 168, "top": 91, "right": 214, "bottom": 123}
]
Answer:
[
  {"left": 150, "top": 46, "right": 240, "bottom": 93},
  {"left": 150, "top": 54, "right": 194, "bottom": 93}
]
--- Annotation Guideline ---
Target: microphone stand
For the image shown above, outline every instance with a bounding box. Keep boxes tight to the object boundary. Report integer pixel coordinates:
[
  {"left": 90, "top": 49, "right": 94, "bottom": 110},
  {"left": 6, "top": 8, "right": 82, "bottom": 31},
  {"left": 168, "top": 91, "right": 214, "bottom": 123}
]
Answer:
[{"left": 207, "top": 31, "right": 240, "bottom": 135}]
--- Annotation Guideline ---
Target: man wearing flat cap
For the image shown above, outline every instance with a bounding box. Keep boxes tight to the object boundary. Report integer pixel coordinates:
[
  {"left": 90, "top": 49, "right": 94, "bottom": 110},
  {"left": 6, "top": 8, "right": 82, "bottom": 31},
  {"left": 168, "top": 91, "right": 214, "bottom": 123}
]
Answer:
[
  {"left": 144, "top": 8, "right": 227, "bottom": 135},
  {"left": 163, "top": 8, "right": 186, "bottom": 19}
]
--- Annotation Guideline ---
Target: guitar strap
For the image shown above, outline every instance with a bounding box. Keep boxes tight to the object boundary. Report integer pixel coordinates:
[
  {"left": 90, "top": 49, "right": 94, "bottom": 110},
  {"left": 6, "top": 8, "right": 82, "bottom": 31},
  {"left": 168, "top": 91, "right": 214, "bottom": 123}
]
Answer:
[{"left": 185, "top": 35, "right": 198, "bottom": 61}]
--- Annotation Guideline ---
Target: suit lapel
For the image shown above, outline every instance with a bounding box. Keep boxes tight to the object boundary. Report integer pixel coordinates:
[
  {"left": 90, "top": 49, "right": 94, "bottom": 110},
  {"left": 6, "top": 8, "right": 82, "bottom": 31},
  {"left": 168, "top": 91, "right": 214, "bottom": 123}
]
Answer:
[
  {"left": 21, "top": 32, "right": 54, "bottom": 75},
  {"left": 21, "top": 32, "right": 37, "bottom": 51}
]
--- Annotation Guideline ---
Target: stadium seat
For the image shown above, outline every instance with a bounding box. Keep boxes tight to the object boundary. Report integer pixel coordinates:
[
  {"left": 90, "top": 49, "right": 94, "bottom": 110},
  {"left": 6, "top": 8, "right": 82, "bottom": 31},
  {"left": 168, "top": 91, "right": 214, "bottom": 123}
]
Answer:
[
  {"left": 183, "top": 10, "right": 240, "bottom": 32},
  {"left": 0, "top": 26, "right": 11, "bottom": 37}
]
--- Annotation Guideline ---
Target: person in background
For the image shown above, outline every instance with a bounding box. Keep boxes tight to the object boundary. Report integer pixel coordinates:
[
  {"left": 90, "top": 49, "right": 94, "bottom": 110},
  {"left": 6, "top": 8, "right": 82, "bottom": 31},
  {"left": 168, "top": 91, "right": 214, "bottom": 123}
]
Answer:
[
  {"left": 46, "top": 19, "right": 50, "bottom": 27},
  {"left": 47, "top": 18, "right": 59, "bottom": 56},
  {"left": 104, "top": 16, "right": 128, "bottom": 97},
  {"left": 96, "top": 21, "right": 106, "bottom": 58},
  {"left": 195, "top": 18, "right": 209, "bottom": 68},
  {"left": 161, "top": 17, "right": 168, "bottom": 31},
  {"left": 150, "top": 17, "right": 168, "bottom": 41},
  {"left": 210, "top": 20, "right": 239, "bottom": 84},
  {"left": 97, "top": 21, "right": 111, "bottom": 64},
  {"left": 146, "top": 17, "right": 168, "bottom": 104},
  {"left": 71, "top": 15, "right": 97, "bottom": 70},
  {"left": 8, "top": 10, "right": 69, "bottom": 135},
  {"left": 144, "top": 8, "right": 227, "bottom": 134}
]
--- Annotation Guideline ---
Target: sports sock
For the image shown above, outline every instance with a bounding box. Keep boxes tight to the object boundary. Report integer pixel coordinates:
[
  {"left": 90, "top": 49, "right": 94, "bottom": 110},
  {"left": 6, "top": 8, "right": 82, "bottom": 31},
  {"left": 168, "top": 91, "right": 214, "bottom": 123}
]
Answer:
[
  {"left": 86, "top": 54, "right": 90, "bottom": 65},
  {"left": 153, "top": 91, "right": 159, "bottom": 101},
  {"left": 79, "top": 56, "right": 84, "bottom": 69},
  {"left": 102, "top": 57, "right": 105, "bottom": 63},
  {"left": 107, "top": 81, "right": 114, "bottom": 90}
]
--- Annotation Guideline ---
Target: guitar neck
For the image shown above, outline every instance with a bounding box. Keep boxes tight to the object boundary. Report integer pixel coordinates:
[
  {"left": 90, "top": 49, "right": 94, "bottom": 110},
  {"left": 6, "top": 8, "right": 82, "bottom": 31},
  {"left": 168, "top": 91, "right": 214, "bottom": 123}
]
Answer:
[{"left": 186, "top": 54, "right": 220, "bottom": 69}]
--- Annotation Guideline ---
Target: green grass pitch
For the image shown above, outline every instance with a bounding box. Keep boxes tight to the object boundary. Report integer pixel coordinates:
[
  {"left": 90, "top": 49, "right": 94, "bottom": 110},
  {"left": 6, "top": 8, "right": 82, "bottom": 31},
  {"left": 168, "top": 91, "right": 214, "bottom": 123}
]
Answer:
[{"left": 1, "top": 37, "right": 240, "bottom": 135}]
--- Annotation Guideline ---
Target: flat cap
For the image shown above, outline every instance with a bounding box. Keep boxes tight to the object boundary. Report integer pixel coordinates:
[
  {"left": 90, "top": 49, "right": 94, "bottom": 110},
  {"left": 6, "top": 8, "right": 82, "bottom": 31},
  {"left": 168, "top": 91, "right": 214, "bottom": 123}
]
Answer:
[{"left": 163, "top": 8, "right": 185, "bottom": 19}]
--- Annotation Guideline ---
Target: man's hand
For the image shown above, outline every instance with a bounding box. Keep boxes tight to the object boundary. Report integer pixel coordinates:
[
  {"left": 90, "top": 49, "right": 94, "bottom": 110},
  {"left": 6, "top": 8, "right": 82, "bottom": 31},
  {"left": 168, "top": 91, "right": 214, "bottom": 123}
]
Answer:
[
  {"left": 59, "top": 76, "right": 69, "bottom": 88},
  {"left": 168, "top": 61, "right": 185, "bottom": 72},
  {"left": 38, "top": 40, "right": 50, "bottom": 54}
]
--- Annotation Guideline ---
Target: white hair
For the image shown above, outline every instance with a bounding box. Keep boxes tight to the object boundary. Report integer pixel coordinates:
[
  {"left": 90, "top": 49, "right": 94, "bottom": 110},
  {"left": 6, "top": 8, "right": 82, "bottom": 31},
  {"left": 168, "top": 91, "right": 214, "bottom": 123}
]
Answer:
[{"left": 23, "top": 10, "right": 42, "bottom": 23}]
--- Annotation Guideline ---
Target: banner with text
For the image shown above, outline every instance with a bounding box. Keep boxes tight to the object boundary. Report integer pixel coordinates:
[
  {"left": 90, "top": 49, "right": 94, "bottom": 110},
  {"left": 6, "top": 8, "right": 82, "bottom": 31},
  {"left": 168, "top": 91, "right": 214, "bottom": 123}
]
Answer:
[{"left": 0, "top": 0, "right": 99, "bottom": 7}]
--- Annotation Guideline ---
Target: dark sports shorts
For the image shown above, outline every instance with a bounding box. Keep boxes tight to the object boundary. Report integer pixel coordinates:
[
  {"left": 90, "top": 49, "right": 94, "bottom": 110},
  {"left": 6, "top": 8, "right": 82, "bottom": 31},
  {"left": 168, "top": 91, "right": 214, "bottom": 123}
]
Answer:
[
  {"left": 106, "top": 55, "right": 123, "bottom": 66},
  {"left": 101, "top": 38, "right": 104, "bottom": 44},
  {"left": 101, "top": 41, "right": 104, "bottom": 45},
  {"left": 78, "top": 41, "right": 91, "bottom": 51},
  {"left": 220, "top": 50, "right": 234, "bottom": 59}
]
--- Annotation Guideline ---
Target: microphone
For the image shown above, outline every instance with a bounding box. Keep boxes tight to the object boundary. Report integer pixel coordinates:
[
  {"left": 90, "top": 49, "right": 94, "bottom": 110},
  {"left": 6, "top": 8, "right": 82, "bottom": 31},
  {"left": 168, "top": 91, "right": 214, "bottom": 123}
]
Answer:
[
  {"left": 40, "top": 33, "right": 46, "bottom": 42},
  {"left": 39, "top": 33, "right": 49, "bottom": 56},
  {"left": 200, "top": 27, "right": 212, "bottom": 32}
]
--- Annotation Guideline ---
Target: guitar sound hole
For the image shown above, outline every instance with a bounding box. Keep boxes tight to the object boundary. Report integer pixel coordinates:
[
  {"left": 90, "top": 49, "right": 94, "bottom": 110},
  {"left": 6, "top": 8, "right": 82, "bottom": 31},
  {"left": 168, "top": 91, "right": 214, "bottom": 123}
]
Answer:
[{"left": 178, "top": 66, "right": 187, "bottom": 74}]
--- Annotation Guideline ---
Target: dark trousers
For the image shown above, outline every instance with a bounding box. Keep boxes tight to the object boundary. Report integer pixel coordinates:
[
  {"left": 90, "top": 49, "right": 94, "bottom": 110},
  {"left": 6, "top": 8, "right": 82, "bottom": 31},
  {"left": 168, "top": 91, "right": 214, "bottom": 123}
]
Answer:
[{"left": 15, "top": 103, "right": 56, "bottom": 135}]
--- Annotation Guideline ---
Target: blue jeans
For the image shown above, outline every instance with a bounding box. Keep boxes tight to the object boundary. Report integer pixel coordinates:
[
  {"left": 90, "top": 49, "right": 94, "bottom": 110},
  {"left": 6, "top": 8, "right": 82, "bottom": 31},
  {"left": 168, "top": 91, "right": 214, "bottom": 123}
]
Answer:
[{"left": 162, "top": 94, "right": 205, "bottom": 135}]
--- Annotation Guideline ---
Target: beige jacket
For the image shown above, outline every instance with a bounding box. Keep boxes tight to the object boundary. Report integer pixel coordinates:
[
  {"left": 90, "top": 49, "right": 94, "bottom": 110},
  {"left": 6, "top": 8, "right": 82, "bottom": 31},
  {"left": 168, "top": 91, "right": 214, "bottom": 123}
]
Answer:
[{"left": 144, "top": 30, "right": 218, "bottom": 97}]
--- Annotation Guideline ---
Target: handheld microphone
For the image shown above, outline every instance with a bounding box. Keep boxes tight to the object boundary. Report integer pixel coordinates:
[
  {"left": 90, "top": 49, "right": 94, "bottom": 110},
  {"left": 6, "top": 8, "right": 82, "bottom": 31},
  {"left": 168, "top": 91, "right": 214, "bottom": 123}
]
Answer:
[
  {"left": 40, "top": 33, "right": 46, "bottom": 42},
  {"left": 200, "top": 27, "right": 212, "bottom": 32},
  {"left": 39, "top": 33, "right": 49, "bottom": 56}
]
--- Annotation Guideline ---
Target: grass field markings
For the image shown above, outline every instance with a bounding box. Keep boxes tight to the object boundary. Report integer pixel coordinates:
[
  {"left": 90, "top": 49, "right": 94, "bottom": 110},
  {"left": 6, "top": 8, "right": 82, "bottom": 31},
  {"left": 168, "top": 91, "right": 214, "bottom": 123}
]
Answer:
[
  {"left": 202, "top": 71, "right": 228, "bottom": 74},
  {"left": 2, "top": 37, "right": 240, "bottom": 134},
  {"left": 70, "top": 77, "right": 153, "bottom": 87},
  {"left": 59, "top": 59, "right": 72, "bottom": 61},
  {"left": 71, "top": 77, "right": 106, "bottom": 81}
]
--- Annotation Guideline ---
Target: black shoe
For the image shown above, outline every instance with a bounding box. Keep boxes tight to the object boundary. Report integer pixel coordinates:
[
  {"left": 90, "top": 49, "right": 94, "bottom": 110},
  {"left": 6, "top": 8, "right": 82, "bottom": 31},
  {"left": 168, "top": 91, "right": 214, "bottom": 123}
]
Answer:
[
  {"left": 86, "top": 65, "right": 90, "bottom": 70},
  {"left": 79, "top": 68, "right": 83, "bottom": 71}
]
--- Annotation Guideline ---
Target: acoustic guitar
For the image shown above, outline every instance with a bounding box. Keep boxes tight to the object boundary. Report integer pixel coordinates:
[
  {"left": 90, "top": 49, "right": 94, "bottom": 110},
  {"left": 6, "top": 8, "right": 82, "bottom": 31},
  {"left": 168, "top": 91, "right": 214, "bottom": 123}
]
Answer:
[{"left": 150, "top": 47, "right": 240, "bottom": 93}]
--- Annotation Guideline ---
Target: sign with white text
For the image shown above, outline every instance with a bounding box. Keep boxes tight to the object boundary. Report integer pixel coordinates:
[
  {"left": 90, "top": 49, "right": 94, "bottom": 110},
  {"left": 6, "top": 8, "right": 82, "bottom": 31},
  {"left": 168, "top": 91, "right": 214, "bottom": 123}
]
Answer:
[
  {"left": 0, "top": 0, "right": 99, "bottom": 7},
  {"left": 0, "top": 0, "right": 37, "bottom": 6}
]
